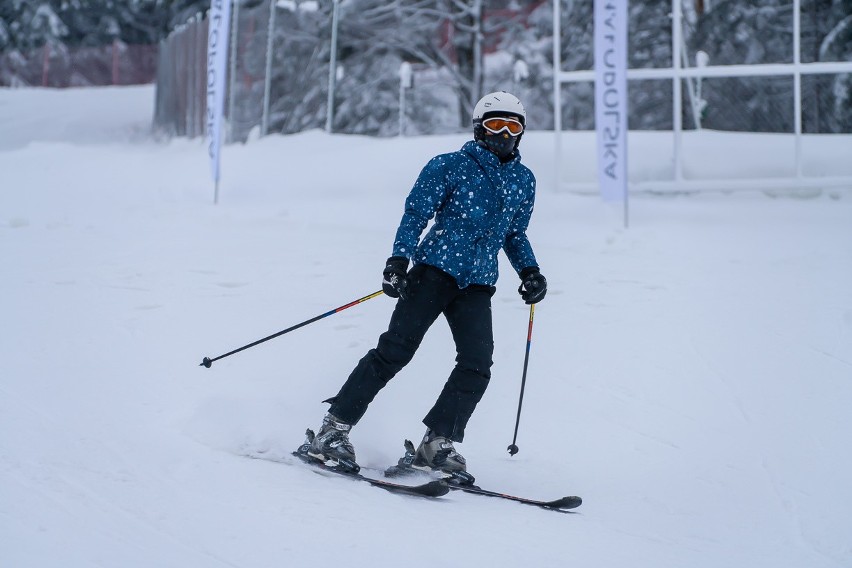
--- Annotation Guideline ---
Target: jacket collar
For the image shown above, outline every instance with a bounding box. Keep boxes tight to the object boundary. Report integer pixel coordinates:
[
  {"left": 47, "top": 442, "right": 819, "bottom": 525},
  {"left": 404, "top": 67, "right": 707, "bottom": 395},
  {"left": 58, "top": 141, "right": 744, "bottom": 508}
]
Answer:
[{"left": 462, "top": 140, "right": 522, "bottom": 169}]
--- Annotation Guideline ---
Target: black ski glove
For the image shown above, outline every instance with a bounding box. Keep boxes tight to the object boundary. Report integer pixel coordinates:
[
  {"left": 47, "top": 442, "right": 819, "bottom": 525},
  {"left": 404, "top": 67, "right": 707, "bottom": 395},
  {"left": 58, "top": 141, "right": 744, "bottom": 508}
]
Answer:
[
  {"left": 518, "top": 267, "right": 547, "bottom": 304},
  {"left": 382, "top": 256, "right": 410, "bottom": 299}
]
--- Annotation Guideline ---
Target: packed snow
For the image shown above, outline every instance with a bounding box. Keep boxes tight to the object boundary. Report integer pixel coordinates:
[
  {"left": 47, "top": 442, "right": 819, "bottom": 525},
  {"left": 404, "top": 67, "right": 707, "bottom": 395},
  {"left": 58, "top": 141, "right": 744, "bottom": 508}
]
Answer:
[{"left": 1, "top": 85, "right": 851, "bottom": 568}]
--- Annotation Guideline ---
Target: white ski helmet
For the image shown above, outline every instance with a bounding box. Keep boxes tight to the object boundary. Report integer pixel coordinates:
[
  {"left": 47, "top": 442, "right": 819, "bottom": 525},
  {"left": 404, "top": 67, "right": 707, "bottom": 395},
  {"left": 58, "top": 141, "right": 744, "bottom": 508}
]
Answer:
[{"left": 472, "top": 91, "right": 526, "bottom": 125}]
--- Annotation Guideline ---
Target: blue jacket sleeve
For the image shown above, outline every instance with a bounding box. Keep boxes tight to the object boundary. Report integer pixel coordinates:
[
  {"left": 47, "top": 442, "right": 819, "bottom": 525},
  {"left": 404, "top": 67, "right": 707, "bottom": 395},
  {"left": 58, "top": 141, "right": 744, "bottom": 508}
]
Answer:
[
  {"left": 392, "top": 156, "right": 451, "bottom": 258},
  {"left": 503, "top": 183, "right": 538, "bottom": 274}
]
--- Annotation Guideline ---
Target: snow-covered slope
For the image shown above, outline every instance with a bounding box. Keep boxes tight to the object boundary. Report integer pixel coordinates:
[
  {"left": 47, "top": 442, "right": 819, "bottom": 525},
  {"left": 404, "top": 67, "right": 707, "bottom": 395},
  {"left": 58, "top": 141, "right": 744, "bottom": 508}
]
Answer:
[{"left": 1, "top": 86, "right": 851, "bottom": 568}]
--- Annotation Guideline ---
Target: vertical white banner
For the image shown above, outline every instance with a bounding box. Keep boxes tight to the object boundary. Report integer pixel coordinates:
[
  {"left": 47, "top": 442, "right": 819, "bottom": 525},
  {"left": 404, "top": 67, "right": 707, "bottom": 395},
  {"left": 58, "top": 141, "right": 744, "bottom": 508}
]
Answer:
[
  {"left": 206, "top": 0, "right": 232, "bottom": 202},
  {"left": 594, "top": 0, "right": 628, "bottom": 204}
]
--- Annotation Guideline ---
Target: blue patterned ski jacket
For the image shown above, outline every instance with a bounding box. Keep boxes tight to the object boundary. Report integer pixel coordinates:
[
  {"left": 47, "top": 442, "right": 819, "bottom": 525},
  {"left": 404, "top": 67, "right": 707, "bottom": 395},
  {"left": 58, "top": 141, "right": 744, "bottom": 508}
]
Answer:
[{"left": 392, "top": 140, "right": 538, "bottom": 288}]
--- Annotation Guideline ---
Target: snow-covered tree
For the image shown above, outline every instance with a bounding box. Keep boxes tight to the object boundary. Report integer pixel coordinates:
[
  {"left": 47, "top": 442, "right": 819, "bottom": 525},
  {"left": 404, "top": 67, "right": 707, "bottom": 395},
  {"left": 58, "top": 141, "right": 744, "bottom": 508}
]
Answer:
[
  {"left": 8, "top": 1, "right": 70, "bottom": 50},
  {"left": 0, "top": 0, "right": 209, "bottom": 51}
]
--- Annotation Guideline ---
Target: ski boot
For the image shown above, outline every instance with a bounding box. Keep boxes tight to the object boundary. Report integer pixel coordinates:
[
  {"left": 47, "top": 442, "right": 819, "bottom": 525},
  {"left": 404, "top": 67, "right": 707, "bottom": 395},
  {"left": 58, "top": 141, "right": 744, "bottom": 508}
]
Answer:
[
  {"left": 386, "top": 432, "right": 475, "bottom": 486},
  {"left": 301, "top": 414, "right": 359, "bottom": 473}
]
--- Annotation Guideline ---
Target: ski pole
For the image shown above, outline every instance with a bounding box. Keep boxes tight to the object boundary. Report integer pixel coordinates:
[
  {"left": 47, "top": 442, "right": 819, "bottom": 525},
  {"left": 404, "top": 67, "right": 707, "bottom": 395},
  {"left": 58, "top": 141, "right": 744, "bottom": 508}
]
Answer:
[
  {"left": 200, "top": 290, "right": 384, "bottom": 368},
  {"left": 507, "top": 303, "right": 535, "bottom": 456}
]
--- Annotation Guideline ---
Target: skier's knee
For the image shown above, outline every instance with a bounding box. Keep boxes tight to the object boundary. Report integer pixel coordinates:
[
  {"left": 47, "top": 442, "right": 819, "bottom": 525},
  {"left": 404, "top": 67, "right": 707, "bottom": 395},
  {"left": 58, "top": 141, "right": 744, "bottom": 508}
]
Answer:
[{"left": 449, "top": 369, "right": 490, "bottom": 394}]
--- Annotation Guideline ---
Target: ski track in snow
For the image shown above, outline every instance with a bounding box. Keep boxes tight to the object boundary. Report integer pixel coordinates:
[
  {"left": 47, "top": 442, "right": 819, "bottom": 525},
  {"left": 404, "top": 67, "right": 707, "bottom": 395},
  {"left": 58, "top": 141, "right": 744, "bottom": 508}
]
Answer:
[{"left": 1, "top": 85, "right": 851, "bottom": 568}]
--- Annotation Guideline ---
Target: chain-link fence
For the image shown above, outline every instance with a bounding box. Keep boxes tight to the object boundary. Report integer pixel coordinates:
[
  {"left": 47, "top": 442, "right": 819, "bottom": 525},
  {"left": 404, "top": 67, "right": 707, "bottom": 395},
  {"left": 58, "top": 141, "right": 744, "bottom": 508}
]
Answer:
[
  {"left": 153, "top": 3, "right": 274, "bottom": 142},
  {"left": 681, "top": 2, "right": 852, "bottom": 135},
  {"left": 153, "top": 0, "right": 556, "bottom": 142},
  {"left": 153, "top": 0, "right": 851, "bottom": 142},
  {"left": 0, "top": 41, "right": 157, "bottom": 88}
]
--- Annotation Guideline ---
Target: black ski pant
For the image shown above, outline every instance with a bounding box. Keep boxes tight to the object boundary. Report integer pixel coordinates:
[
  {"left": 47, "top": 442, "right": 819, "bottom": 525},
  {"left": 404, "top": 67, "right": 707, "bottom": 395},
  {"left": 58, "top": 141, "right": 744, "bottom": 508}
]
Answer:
[{"left": 328, "top": 264, "right": 495, "bottom": 442}]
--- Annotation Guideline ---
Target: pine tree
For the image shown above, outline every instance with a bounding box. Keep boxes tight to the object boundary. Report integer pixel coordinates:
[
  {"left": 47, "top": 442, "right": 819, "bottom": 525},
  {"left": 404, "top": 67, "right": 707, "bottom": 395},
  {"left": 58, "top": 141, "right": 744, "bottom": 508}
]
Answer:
[{"left": 8, "top": 1, "right": 70, "bottom": 51}]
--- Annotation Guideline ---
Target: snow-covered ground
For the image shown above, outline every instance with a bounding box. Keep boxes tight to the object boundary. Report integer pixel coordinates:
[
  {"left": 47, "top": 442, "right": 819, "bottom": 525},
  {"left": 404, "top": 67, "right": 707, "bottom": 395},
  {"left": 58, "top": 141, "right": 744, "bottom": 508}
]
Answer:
[{"left": 1, "top": 85, "right": 851, "bottom": 568}]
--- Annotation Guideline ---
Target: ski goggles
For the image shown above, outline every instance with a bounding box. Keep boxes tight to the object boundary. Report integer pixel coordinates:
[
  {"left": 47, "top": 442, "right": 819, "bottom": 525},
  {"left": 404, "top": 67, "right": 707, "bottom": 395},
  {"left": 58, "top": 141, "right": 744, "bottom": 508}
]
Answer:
[{"left": 481, "top": 116, "right": 524, "bottom": 136}]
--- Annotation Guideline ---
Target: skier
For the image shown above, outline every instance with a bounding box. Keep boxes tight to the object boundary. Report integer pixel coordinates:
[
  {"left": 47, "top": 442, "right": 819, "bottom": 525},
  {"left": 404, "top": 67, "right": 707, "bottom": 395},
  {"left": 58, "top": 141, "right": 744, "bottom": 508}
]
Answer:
[{"left": 308, "top": 91, "right": 547, "bottom": 476}]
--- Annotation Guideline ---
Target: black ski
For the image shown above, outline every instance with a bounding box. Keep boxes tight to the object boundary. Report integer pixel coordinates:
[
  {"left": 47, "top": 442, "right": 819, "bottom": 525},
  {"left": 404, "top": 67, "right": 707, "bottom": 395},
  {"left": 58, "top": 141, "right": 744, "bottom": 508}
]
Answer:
[
  {"left": 446, "top": 483, "right": 582, "bottom": 512},
  {"left": 385, "top": 440, "right": 582, "bottom": 512},
  {"left": 290, "top": 432, "right": 449, "bottom": 498}
]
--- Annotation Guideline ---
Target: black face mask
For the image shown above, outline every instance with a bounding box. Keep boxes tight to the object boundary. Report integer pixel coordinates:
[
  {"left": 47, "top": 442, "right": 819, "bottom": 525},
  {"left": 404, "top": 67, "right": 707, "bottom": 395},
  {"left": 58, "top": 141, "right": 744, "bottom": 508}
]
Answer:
[{"left": 480, "top": 133, "right": 517, "bottom": 162}]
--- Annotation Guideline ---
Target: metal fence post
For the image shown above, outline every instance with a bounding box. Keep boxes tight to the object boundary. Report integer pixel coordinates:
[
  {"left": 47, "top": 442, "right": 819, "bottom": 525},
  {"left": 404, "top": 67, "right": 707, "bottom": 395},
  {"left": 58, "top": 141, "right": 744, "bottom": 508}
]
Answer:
[
  {"left": 326, "top": 0, "right": 341, "bottom": 133},
  {"left": 261, "top": 0, "right": 276, "bottom": 137},
  {"left": 228, "top": 0, "right": 241, "bottom": 143}
]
